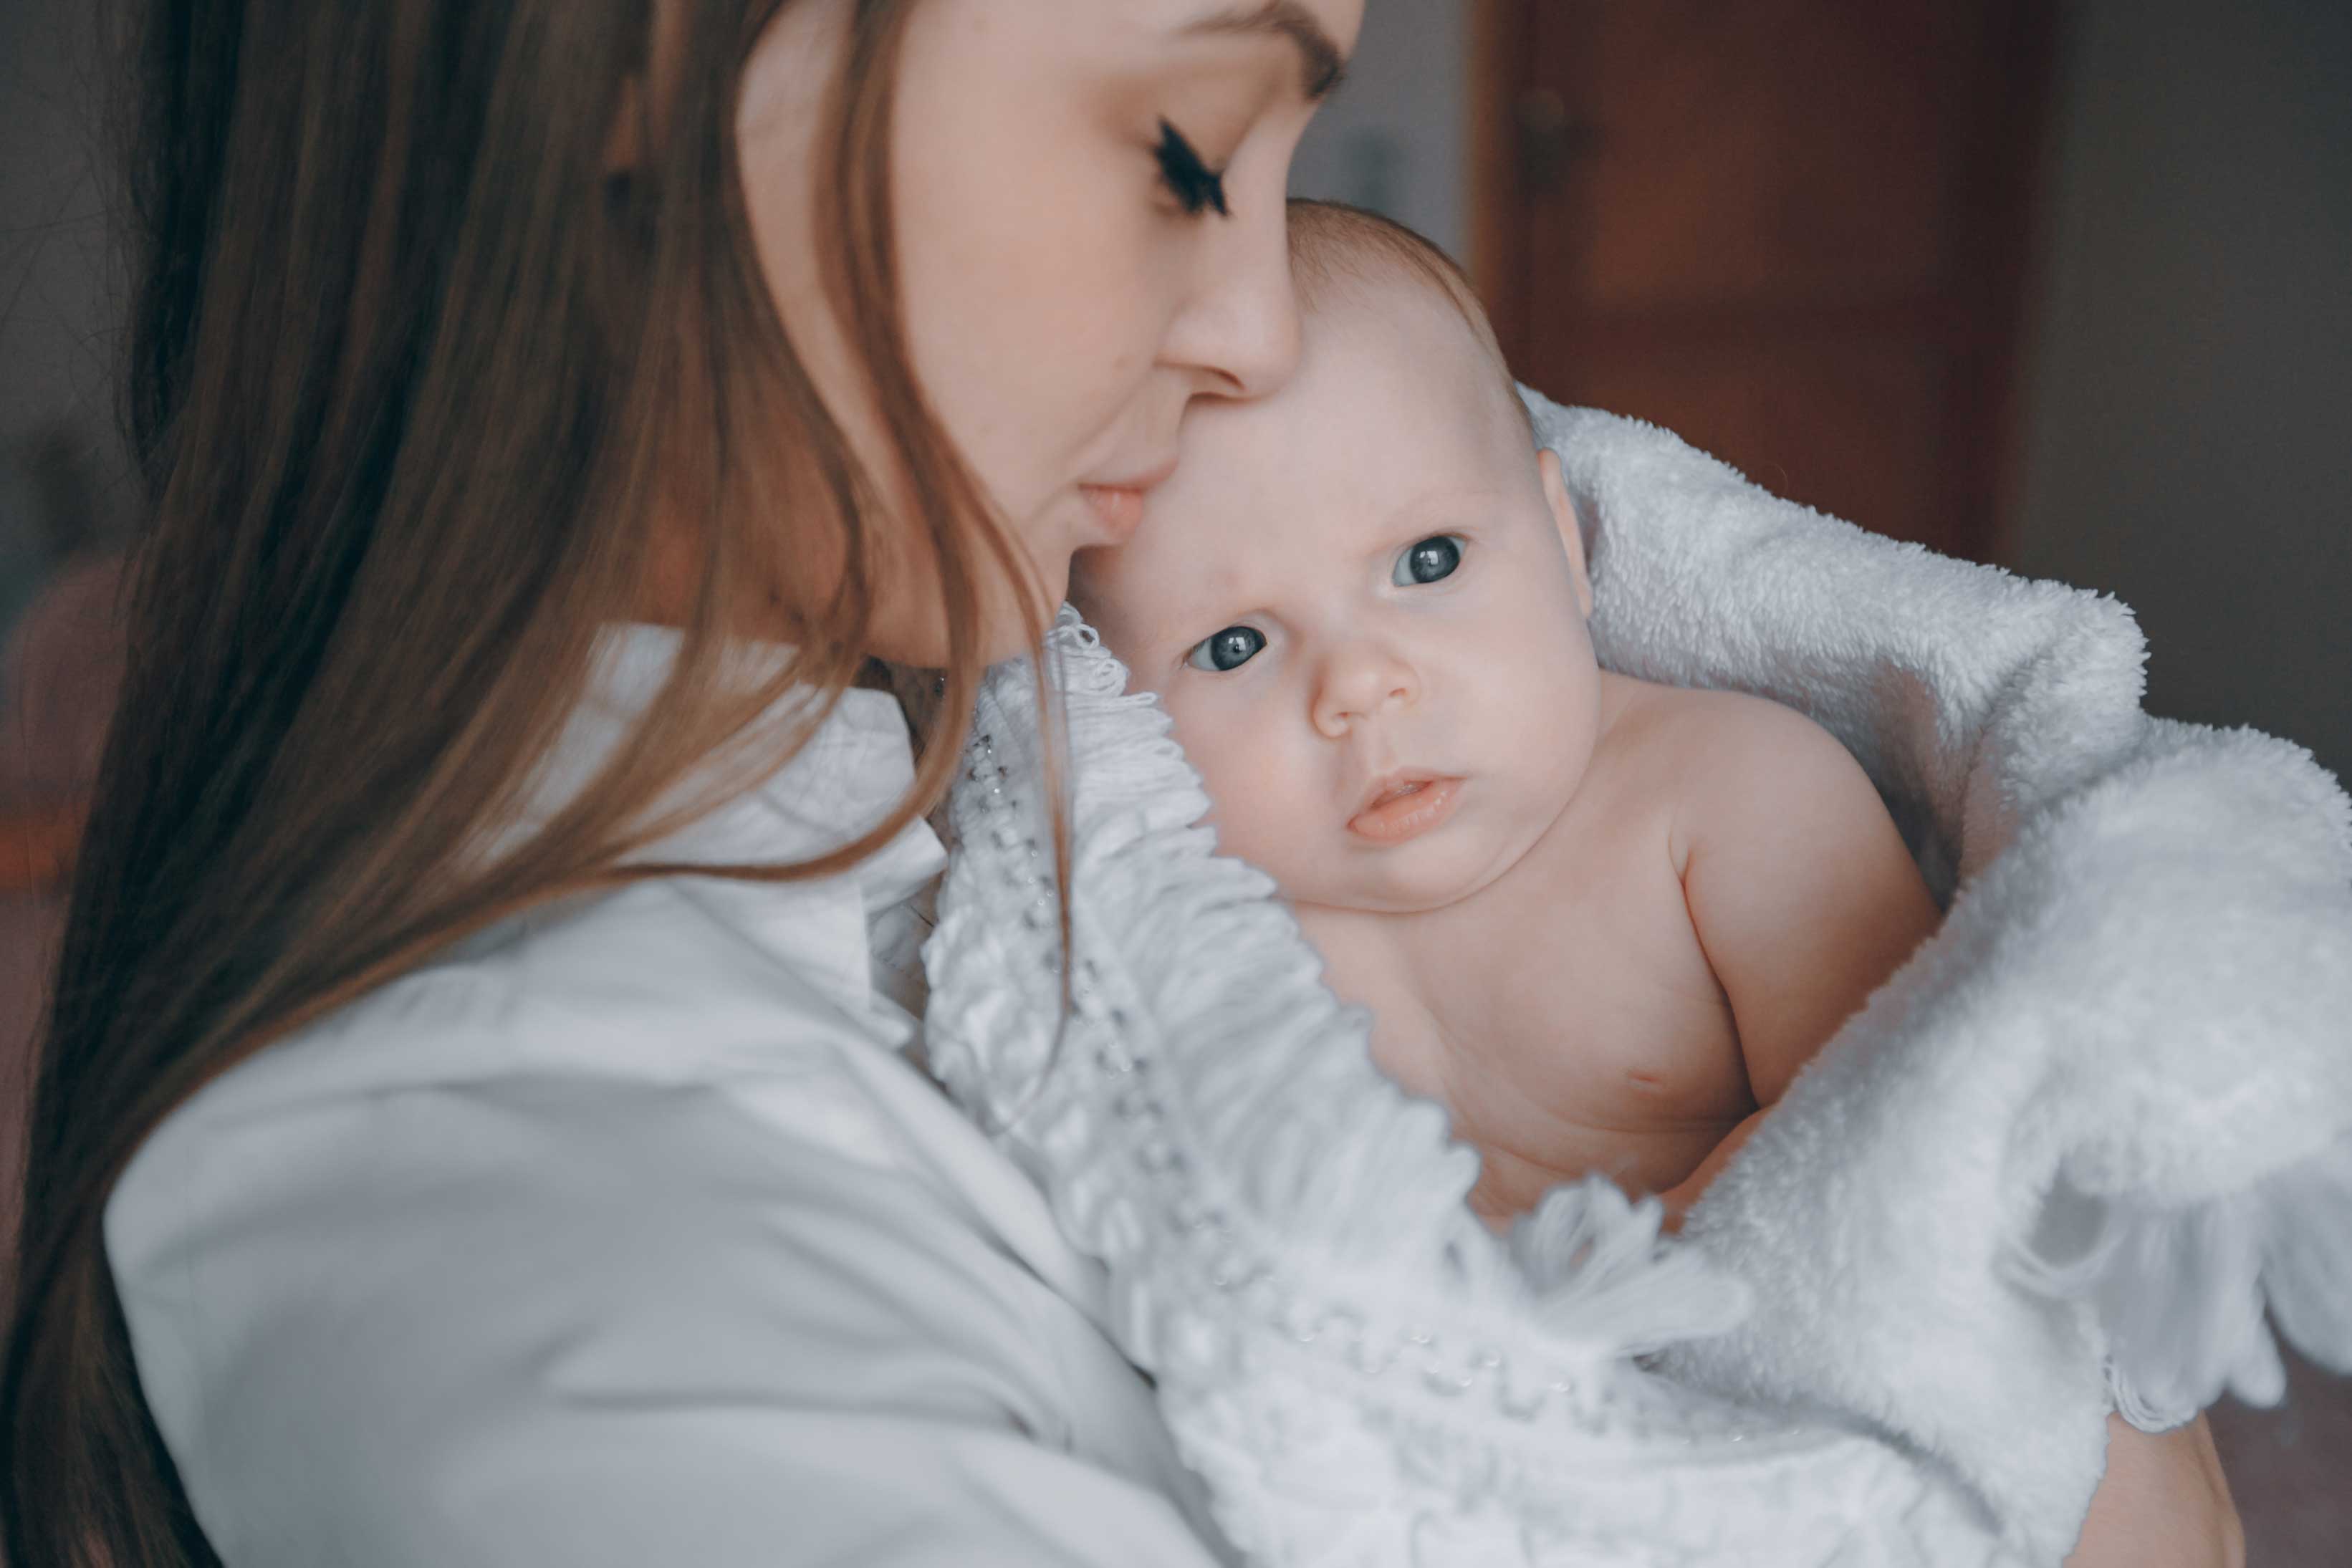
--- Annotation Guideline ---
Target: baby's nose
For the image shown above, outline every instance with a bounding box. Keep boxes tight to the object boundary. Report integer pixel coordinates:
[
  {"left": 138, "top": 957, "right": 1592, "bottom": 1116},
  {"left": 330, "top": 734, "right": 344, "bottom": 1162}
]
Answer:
[{"left": 1311, "top": 647, "right": 1417, "bottom": 738}]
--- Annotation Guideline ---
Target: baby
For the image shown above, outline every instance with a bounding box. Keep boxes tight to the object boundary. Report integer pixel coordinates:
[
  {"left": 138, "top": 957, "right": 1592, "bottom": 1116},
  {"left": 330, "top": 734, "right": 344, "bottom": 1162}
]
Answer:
[{"left": 1073, "top": 202, "right": 1943, "bottom": 1227}]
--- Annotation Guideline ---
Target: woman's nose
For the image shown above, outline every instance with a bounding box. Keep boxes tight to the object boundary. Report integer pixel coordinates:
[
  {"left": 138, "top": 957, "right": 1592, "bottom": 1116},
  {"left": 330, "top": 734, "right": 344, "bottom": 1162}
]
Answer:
[
  {"left": 1311, "top": 643, "right": 1417, "bottom": 738},
  {"left": 1160, "top": 187, "right": 1302, "bottom": 400}
]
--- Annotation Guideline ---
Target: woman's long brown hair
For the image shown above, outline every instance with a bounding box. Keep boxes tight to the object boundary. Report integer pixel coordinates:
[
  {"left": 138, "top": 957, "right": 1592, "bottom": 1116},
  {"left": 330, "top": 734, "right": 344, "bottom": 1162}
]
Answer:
[{"left": 1, "top": 1, "right": 1045, "bottom": 1562}]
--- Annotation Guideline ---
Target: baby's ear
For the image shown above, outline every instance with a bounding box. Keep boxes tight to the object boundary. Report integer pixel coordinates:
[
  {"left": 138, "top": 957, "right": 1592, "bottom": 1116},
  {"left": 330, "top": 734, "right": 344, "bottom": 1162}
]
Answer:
[{"left": 1538, "top": 447, "right": 1593, "bottom": 618}]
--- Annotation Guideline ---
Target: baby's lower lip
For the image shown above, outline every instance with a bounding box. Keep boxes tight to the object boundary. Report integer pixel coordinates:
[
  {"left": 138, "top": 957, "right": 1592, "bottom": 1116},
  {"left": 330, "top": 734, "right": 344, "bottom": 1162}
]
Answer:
[
  {"left": 1080, "top": 484, "right": 1147, "bottom": 542},
  {"left": 1347, "top": 777, "right": 1464, "bottom": 844}
]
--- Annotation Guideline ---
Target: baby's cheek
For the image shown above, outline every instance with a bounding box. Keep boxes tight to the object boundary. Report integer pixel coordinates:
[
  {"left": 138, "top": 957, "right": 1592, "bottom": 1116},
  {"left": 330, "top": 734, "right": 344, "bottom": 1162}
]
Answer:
[
  {"left": 1203, "top": 779, "right": 1295, "bottom": 871},
  {"left": 1166, "top": 708, "right": 1315, "bottom": 883}
]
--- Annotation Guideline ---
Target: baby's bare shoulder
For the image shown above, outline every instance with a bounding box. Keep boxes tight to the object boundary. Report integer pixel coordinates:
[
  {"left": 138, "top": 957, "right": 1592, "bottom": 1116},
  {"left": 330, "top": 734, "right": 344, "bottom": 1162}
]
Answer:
[
  {"left": 1601, "top": 677, "right": 1848, "bottom": 780},
  {"left": 1598, "top": 678, "right": 1874, "bottom": 864}
]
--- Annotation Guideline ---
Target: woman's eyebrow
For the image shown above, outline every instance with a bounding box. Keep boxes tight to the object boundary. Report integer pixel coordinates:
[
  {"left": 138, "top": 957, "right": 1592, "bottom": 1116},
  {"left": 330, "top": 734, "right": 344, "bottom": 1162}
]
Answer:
[{"left": 1181, "top": 1, "right": 1349, "bottom": 100}]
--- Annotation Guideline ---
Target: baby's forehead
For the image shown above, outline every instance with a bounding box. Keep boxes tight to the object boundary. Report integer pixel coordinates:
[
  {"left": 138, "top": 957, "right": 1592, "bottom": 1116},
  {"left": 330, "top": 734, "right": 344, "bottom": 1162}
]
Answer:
[
  {"left": 1307, "top": 271, "right": 1502, "bottom": 388},
  {"left": 1073, "top": 274, "right": 1532, "bottom": 639},
  {"left": 1280, "top": 287, "right": 1530, "bottom": 478}
]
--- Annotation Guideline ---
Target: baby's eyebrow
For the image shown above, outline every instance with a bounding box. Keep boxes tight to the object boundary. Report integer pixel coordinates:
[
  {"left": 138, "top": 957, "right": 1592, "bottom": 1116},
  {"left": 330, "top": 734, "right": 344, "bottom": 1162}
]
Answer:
[
  {"left": 1087, "top": 587, "right": 1198, "bottom": 660},
  {"left": 1383, "top": 484, "right": 1512, "bottom": 526},
  {"left": 1148, "top": 600, "right": 1224, "bottom": 650}
]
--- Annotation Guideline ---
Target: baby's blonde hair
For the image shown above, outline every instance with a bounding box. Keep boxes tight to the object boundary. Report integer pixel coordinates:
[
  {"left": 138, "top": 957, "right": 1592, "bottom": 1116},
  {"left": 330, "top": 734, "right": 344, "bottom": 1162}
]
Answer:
[{"left": 1285, "top": 198, "right": 1533, "bottom": 438}]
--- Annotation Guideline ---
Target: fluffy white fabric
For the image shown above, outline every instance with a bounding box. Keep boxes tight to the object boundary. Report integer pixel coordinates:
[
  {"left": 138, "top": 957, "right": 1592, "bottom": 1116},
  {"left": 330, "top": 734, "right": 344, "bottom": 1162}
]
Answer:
[
  {"left": 919, "top": 394, "right": 2352, "bottom": 1567},
  {"left": 1544, "top": 395, "right": 2352, "bottom": 1555}
]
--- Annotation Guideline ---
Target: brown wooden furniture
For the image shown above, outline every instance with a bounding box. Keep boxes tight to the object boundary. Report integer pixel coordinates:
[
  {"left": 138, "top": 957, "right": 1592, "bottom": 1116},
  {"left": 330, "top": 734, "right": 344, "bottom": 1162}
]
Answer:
[{"left": 1469, "top": 0, "right": 2058, "bottom": 564}]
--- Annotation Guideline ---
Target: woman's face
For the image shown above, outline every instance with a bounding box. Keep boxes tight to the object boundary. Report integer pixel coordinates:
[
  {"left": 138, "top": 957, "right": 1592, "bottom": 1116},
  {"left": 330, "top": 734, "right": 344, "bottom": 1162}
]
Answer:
[{"left": 739, "top": 0, "right": 1361, "bottom": 663}]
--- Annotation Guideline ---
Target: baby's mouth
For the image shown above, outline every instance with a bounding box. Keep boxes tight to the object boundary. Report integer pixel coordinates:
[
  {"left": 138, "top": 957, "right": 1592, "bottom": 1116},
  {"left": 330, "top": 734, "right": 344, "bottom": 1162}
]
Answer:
[{"left": 1347, "top": 775, "right": 1464, "bottom": 845}]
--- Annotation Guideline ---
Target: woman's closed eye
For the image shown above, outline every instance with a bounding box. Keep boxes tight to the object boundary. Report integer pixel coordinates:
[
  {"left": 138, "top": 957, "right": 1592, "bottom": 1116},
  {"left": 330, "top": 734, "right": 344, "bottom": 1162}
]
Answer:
[
  {"left": 1154, "top": 120, "right": 1229, "bottom": 217},
  {"left": 1186, "top": 624, "right": 1265, "bottom": 673},
  {"left": 1393, "top": 534, "right": 1466, "bottom": 586}
]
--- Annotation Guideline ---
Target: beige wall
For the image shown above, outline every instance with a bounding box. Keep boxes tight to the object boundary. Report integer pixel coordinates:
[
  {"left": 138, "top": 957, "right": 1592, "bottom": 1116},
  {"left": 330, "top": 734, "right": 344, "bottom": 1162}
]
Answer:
[
  {"left": 1287, "top": 0, "right": 1470, "bottom": 260},
  {"left": 2007, "top": 0, "right": 2352, "bottom": 784}
]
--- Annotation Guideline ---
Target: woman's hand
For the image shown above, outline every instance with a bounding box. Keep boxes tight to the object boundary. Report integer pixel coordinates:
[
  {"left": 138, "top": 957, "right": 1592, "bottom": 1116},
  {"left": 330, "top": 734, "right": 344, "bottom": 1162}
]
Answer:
[{"left": 2065, "top": 1413, "right": 2243, "bottom": 1567}]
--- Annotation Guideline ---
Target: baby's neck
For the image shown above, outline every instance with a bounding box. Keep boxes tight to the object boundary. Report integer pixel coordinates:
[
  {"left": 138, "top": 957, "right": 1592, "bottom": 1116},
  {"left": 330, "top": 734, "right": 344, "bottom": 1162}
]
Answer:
[
  {"left": 1286, "top": 673, "right": 1748, "bottom": 1213},
  {"left": 1291, "top": 672, "right": 1646, "bottom": 1021}
]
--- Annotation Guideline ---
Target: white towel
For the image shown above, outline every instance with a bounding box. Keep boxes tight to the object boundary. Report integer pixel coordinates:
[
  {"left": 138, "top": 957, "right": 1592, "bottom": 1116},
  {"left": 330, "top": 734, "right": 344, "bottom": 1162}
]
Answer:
[
  {"left": 1542, "top": 393, "right": 2352, "bottom": 1549},
  {"left": 919, "top": 394, "right": 2352, "bottom": 1567}
]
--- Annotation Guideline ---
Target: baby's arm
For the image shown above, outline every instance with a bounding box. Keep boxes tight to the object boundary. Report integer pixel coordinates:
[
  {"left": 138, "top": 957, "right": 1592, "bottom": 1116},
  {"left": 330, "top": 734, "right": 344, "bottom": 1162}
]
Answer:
[
  {"left": 1660, "top": 699, "right": 2242, "bottom": 1564},
  {"left": 1659, "top": 694, "right": 1943, "bottom": 1221}
]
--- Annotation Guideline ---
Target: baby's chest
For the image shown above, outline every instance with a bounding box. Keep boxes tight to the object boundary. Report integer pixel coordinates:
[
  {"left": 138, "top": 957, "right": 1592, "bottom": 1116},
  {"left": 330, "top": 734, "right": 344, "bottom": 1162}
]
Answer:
[{"left": 1401, "top": 834, "right": 1750, "bottom": 1130}]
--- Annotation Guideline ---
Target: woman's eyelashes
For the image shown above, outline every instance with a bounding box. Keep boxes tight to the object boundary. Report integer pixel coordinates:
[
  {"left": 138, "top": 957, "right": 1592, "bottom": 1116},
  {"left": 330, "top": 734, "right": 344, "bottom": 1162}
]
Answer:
[
  {"left": 1186, "top": 624, "right": 1265, "bottom": 673},
  {"left": 1393, "top": 534, "right": 1466, "bottom": 587},
  {"left": 1155, "top": 120, "right": 1230, "bottom": 218}
]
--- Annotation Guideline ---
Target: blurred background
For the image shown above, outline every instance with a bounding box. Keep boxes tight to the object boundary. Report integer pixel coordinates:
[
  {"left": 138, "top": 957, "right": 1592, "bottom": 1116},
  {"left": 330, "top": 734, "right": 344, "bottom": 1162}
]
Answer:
[
  {"left": 1288, "top": 0, "right": 2350, "bottom": 794},
  {"left": 4, "top": 0, "right": 2348, "bottom": 1557}
]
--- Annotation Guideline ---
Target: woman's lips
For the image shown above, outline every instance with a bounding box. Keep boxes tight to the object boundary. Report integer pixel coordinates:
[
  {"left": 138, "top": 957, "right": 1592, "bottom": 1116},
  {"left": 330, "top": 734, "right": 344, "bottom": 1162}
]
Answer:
[
  {"left": 1079, "top": 457, "right": 1179, "bottom": 544},
  {"left": 1346, "top": 776, "right": 1464, "bottom": 844},
  {"left": 1080, "top": 483, "right": 1148, "bottom": 542}
]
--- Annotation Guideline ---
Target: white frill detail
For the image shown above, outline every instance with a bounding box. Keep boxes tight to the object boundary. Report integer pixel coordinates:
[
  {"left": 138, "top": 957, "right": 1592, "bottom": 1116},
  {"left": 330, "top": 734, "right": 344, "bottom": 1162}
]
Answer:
[
  {"left": 924, "top": 615, "right": 2021, "bottom": 1568},
  {"left": 2004, "top": 1135, "right": 2352, "bottom": 1433}
]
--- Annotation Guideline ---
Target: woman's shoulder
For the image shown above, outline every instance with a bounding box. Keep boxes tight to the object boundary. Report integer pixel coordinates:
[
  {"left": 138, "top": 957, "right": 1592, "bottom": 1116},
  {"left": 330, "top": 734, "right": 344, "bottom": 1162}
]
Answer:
[
  {"left": 105, "top": 869, "right": 941, "bottom": 1285},
  {"left": 102, "top": 962, "right": 1151, "bottom": 1563},
  {"left": 194, "top": 866, "right": 903, "bottom": 1095},
  {"left": 100, "top": 865, "right": 1158, "bottom": 1554}
]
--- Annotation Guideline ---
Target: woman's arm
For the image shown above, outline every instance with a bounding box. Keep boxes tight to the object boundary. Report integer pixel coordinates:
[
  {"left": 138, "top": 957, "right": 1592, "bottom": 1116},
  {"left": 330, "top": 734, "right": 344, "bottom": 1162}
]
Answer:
[{"left": 2066, "top": 1415, "right": 2245, "bottom": 1568}]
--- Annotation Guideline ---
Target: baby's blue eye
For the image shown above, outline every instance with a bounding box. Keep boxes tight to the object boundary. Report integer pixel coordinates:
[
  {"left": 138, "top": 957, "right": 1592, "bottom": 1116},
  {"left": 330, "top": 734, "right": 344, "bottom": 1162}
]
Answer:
[
  {"left": 1393, "top": 535, "right": 1464, "bottom": 586},
  {"left": 1186, "top": 625, "right": 1266, "bottom": 673}
]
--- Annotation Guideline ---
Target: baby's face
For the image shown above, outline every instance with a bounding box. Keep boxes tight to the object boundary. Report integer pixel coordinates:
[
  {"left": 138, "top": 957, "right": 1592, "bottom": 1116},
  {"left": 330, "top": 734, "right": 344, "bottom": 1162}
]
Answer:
[{"left": 1077, "top": 282, "right": 1601, "bottom": 915}]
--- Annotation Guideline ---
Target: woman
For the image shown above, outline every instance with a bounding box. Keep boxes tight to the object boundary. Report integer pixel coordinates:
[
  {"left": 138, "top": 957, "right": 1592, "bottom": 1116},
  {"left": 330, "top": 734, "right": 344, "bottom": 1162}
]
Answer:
[{"left": 1, "top": 1, "right": 2236, "bottom": 1563}]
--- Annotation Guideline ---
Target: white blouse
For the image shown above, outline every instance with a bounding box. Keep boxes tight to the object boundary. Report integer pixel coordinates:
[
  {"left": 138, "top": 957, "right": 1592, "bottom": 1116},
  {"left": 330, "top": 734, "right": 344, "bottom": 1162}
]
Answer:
[{"left": 105, "top": 626, "right": 1236, "bottom": 1565}]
